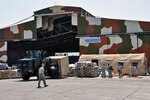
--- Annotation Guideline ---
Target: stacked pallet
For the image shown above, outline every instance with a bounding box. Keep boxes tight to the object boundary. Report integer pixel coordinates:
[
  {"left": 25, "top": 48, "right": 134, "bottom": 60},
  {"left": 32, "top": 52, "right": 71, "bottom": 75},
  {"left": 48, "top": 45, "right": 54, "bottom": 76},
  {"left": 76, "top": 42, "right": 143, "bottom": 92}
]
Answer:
[
  {"left": 0, "top": 70, "right": 19, "bottom": 79},
  {"left": 75, "top": 67, "right": 99, "bottom": 77}
]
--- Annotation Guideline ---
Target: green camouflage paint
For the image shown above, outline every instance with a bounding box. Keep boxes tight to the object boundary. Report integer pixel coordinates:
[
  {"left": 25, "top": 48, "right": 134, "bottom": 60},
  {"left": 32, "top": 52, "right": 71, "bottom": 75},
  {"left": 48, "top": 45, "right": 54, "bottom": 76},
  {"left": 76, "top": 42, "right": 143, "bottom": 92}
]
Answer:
[{"left": 34, "top": 8, "right": 53, "bottom": 15}]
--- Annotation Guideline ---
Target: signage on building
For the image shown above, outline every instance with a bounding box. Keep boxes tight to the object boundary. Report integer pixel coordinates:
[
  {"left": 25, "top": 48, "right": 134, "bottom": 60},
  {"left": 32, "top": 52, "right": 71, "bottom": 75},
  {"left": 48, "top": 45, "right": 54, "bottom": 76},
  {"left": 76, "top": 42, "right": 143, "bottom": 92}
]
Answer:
[{"left": 84, "top": 37, "right": 101, "bottom": 43}]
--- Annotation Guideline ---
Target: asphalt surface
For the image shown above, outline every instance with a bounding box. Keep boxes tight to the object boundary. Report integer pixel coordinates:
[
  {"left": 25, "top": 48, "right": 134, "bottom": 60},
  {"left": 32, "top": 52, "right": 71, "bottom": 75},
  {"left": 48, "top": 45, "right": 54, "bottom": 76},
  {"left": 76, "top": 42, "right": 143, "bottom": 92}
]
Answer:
[{"left": 0, "top": 76, "right": 150, "bottom": 100}]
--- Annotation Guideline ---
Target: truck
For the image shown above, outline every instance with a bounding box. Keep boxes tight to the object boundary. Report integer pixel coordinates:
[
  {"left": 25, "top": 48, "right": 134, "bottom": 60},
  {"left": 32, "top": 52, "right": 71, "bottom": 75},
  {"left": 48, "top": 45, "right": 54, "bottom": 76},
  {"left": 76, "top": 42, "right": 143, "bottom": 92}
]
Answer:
[
  {"left": 17, "top": 51, "right": 69, "bottom": 80},
  {"left": 17, "top": 58, "right": 41, "bottom": 80}
]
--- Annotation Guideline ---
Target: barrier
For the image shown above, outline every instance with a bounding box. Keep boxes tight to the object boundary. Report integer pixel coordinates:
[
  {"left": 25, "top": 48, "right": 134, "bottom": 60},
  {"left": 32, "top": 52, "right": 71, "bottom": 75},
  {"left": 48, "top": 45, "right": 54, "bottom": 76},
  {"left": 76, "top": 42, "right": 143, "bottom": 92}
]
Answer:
[{"left": 0, "top": 70, "right": 20, "bottom": 79}]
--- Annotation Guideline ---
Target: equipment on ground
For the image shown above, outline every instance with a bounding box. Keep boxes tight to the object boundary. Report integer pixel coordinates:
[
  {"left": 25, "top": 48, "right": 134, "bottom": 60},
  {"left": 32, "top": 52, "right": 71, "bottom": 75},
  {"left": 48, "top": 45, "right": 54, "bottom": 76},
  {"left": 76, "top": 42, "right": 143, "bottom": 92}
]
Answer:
[
  {"left": 17, "top": 51, "right": 69, "bottom": 80},
  {"left": 75, "top": 61, "right": 101, "bottom": 77},
  {"left": 17, "top": 58, "right": 40, "bottom": 80},
  {"left": 44, "top": 56, "right": 69, "bottom": 79}
]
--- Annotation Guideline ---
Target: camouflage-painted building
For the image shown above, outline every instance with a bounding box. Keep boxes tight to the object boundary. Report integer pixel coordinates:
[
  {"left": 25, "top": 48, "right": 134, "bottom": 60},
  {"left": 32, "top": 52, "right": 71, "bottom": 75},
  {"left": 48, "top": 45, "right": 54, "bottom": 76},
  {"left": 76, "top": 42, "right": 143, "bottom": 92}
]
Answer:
[
  {"left": 77, "top": 11, "right": 150, "bottom": 67},
  {"left": 0, "top": 20, "right": 36, "bottom": 63},
  {"left": 1, "top": 5, "right": 150, "bottom": 67}
]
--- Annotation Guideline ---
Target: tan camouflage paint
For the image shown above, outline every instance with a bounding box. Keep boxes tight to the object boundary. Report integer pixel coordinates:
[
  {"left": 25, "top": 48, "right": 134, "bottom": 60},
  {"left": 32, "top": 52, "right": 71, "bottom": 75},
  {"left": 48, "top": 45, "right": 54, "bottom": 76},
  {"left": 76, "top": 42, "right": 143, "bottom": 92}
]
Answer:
[
  {"left": 0, "top": 20, "right": 36, "bottom": 40},
  {"left": 0, "top": 5, "right": 150, "bottom": 67},
  {"left": 0, "top": 20, "right": 36, "bottom": 62},
  {"left": 0, "top": 42, "right": 7, "bottom": 62},
  {"left": 78, "top": 15, "right": 150, "bottom": 67}
]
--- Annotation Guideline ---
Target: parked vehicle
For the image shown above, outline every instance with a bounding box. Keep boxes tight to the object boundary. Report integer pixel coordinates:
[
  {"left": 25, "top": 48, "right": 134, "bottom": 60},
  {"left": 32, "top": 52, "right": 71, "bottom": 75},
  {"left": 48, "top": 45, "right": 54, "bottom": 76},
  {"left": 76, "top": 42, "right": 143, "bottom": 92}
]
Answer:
[
  {"left": 17, "top": 58, "right": 41, "bottom": 80},
  {"left": 17, "top": 50, "right": 69, "bottom": 80},
  {"left": 44, "top": 56, "right": 69, "bottom": 79},
  {"left": 0, "top": 64, "right": 6, "bottom": 70}
]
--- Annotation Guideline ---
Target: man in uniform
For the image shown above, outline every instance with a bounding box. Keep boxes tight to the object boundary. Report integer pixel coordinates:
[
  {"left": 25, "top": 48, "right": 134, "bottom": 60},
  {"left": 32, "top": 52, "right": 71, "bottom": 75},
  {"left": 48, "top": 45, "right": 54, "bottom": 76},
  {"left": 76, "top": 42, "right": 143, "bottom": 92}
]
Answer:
[
  {"left": 101, "top": 63, "right": 106, "bottom": 78},
  {"left": 108, "top": 64, "right": 113, "bottom": 78},
  {"left": 118, "top": 62, "right": 123, "bottom": 78},
  {"left": 38, "top": 63, "right": 48, "bottom": 88}
]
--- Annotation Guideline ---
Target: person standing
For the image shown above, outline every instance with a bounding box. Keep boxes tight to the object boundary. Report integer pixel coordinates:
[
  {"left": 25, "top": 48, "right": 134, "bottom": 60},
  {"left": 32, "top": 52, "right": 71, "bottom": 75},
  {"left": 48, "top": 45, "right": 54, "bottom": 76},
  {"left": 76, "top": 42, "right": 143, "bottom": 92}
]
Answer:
[
  {"left": 38, "top": 63, "right": 48, "bottom": 88},
  {"left": 108, "top": 64, "right": 113, "bottom": 78},
  {"left": 101, "top": 63, "right": 106, "bottom": 78},
  {"left": 118, "top": 63, "right": 123, "bottom": 78}
]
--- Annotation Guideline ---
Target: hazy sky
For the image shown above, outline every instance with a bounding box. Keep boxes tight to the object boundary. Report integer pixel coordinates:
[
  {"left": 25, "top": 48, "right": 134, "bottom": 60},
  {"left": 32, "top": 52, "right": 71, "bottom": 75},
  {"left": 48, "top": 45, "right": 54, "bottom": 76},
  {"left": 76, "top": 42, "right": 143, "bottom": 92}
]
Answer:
[{"left": 0, "top": 0, "right": 150, "bottom": 28}]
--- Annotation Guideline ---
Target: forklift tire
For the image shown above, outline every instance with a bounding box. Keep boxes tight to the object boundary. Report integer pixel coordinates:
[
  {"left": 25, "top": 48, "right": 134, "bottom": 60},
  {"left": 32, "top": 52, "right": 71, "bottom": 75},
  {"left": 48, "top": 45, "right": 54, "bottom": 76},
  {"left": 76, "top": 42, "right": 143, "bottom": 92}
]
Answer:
[
  {"left": 22, "top": 71, "right": 30, "bottom": 80},
  {"left": 51, "top": 72, "right": 59, "bottom": 79},
  {"left": 48, "top": 69, "right": 59, "bottom": 79}
]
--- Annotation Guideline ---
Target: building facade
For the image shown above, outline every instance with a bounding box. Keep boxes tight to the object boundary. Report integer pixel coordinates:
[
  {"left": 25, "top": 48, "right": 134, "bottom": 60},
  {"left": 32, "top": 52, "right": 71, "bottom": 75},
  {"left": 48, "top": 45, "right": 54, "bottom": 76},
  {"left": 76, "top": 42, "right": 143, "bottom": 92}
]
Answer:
[
  {"left": 78, "top": 16, "right": 150, "bottom": 66},
  {"left": 0, "top": 5, "right": 150, "bottom": 67}
]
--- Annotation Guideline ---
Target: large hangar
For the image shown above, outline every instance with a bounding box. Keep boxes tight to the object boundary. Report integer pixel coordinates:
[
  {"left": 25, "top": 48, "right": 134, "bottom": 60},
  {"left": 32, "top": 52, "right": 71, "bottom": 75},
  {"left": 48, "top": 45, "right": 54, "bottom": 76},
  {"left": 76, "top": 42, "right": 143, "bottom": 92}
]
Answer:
[{"left": 0, "top": 5, "right": 150, "bottom": 68}]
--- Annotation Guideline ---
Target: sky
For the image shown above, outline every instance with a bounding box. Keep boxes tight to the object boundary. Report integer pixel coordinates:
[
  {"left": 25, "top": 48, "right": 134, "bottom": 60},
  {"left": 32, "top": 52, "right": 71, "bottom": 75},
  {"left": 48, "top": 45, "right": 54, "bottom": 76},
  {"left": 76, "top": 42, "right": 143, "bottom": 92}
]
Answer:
[{"left": 0, "top": 0, "right": 150, "bottom": 28}]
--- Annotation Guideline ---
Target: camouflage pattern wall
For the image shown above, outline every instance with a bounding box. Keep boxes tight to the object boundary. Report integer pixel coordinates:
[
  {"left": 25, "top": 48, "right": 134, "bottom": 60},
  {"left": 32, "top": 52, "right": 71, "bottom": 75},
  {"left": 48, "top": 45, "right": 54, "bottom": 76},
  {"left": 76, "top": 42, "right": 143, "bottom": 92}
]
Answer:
[
  {"left": 0, "top": 20, "right": 36, "bottom": 40},
  {"left": 35, "top": 5, "right": 94, "bottom": 31},
  {"left": 0, "top": 5, "right": 90, "bottom": 63},
  {"left": 34, "top": 5, "right": 94, "bottom": 17},
  {"left": 0, "top": 20, "right": 36, "bottom": 62},
  {"left": 78, "top": 16, "right": 150, "bottom": 35},
  {"left": 0, "top": 42, "right": 7, "bottom": 62},
  {"left": 78, "top": 16, "right": 150, "bottom": 66},
  {"left": 1, "top": 5, "right": 150, "bottom": 65}
]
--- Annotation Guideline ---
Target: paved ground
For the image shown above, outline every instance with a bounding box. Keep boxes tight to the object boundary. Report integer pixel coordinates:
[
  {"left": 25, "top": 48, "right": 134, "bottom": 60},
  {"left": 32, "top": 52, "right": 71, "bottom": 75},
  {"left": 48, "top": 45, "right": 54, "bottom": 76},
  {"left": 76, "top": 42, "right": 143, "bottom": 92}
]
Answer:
[{"left": 0, "top": 76, "right": 150, "bottom": 100}]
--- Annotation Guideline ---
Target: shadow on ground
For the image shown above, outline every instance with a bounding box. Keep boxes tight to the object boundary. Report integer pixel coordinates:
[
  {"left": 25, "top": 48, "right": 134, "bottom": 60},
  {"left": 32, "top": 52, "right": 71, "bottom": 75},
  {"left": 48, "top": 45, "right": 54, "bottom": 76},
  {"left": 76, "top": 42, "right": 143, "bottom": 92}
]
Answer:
[{"left": 14, "top": 77, "right": 68, "bottom": 82}]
